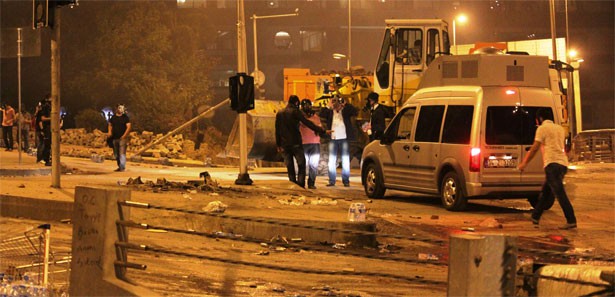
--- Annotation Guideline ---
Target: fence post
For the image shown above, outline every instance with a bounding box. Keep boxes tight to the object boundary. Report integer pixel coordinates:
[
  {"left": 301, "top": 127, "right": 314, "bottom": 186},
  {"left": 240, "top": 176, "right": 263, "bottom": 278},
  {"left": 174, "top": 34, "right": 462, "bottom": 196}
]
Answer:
[
  {"left": 69, "top": 186, "right": 158, "bottom": 297},
  {"left": 448, "top": 234, "right": 517, "bottom": 296}
]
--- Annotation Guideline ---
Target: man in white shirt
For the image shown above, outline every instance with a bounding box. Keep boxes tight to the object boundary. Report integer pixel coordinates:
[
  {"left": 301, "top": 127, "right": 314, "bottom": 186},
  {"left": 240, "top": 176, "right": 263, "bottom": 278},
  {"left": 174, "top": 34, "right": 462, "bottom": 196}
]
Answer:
[
  {"left": 319, "top": 96, "right": 358, "bottom": 187},
  {"left": 518, "top": 108, "right": 576, "bottom": 229}
]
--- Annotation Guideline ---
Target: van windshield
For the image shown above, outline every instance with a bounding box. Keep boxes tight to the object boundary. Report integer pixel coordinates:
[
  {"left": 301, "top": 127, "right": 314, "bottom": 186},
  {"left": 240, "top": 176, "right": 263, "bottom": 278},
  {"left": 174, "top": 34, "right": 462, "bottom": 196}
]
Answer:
[{"left": 485, "top": 106, "right": 553, "bottom": 145}]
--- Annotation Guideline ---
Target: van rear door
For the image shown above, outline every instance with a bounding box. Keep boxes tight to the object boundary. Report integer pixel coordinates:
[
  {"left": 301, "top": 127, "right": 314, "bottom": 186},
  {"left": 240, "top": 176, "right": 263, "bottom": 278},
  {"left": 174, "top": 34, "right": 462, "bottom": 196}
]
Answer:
[
  {"left": 518, "top": 89, "right": 556, "bottom": 185},
  {"left": 482, "top": 88, "right": 525, "bottom": 184}
]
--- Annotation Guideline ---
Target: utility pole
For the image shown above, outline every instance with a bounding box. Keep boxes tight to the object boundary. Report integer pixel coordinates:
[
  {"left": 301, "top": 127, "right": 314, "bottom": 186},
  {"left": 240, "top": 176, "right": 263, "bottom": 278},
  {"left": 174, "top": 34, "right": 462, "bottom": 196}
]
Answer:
[
  {"left": 235, "top": 0, "right": 252, "bottom": 185},
  {"left": 51, "top": 7, "right": 61, "bottom": 188}
]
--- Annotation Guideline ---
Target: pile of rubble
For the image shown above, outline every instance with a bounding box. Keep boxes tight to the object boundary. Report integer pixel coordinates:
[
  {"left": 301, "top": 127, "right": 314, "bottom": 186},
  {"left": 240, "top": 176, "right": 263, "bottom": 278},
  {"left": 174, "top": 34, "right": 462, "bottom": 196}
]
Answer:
[{"left": 60, "top": 128, "right": 225, "bottom": 163}]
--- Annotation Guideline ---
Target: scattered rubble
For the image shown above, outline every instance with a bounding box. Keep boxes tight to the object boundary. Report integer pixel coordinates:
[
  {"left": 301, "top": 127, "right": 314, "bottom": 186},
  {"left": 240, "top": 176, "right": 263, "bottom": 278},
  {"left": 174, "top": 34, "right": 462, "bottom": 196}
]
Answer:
[
  {"left": 123, "top": 173, "right": 219, "bottom": 193},
  {"left": 59, "top": 127, "right": 226, "bottom": 164}
]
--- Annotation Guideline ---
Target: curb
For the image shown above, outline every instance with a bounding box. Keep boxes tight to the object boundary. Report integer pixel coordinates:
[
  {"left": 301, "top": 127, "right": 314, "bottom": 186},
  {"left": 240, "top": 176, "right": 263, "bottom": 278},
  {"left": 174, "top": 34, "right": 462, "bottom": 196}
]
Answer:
[{"left": 0, "top": 168, "right": 51, "bottom": 177}]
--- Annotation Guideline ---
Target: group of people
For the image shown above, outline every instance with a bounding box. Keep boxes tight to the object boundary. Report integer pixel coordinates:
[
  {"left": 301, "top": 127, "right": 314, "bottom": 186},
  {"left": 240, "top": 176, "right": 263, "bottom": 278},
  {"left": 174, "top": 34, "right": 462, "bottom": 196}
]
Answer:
[
  {"left": 275, "top": 92, "right": 387, "bottom": 189},
  {"left": 0, "top": 96, "right": 53, "bottom": 166}
]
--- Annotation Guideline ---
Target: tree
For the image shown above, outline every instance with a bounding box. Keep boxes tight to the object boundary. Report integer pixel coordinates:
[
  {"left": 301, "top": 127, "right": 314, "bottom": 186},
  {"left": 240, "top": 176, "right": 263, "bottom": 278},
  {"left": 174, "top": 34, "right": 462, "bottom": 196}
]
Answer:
[{"left": 63, "top": 1, "right": 217, "bottom": 133}]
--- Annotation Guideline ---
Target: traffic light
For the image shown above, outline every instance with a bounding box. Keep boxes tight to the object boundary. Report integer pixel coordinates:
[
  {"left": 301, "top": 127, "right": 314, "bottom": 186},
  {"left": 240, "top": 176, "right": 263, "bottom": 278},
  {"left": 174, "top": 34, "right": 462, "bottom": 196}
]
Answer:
[
  {"left": 32, "top": 0, "right": 78, "bottom": 29},
  {"left": 55, "top": 0, "right": 78, "bottom": 7},
  {"left": 229, "top": 73, "right": 255, "bottom": 113},
  {"left": 33, "top": 0, "right": 50, "bottom": 29}
]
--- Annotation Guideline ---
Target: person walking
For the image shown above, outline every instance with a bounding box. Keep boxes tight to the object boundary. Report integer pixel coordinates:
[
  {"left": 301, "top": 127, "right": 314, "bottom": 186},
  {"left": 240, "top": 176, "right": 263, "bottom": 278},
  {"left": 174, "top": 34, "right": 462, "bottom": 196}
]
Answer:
[
  {"left": 518, "top": 108, "right": 577, "bottom": 229},
  {"left": 275, "top": 95, "right": 328, "bottom": 188},
  {"left": 365, "top": 92, "right": 389, "bottom": 142},
  {"left": 299, "top": 99, "right": 323, "bottom": 189},
  {"left": 107, "top": 104, "right": 131, "bottom": 172},
  {"left": 1, "top": 103, "right": 16, "bottom": 151},
  {"left": 319, "top": 96, "right": 358, "bottom": 187}
]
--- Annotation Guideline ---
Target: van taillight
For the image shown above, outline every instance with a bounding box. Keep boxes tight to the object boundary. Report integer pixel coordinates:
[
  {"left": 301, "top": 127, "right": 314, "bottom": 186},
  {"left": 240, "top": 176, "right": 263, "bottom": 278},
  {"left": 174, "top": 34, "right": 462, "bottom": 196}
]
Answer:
[{"left": 470, "top": 148, "right": 481, "bottom": 172}]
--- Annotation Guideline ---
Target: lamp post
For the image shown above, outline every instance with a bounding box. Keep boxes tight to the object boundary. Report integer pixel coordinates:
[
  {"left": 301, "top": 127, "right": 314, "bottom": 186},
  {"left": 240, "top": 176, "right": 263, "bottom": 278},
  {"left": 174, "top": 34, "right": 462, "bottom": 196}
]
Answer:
[
  {"left": 251, "top": 9, "right": 299, "bottom": 99},
  {"left": 568, "top": 50, "right": 584, "bottom": 134},
  {"left": 347, "top": 0, "right": 351, "bottom": 71},
  {"left": 452, "top": 14, "right": 467, "bottom": 55}
]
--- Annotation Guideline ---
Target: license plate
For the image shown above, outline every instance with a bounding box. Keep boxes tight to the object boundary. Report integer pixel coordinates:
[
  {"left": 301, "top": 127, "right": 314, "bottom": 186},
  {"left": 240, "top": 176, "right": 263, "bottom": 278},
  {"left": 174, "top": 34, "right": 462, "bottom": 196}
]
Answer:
[{"left": 485, "top": 158, "right": 517, "bottom": 168}]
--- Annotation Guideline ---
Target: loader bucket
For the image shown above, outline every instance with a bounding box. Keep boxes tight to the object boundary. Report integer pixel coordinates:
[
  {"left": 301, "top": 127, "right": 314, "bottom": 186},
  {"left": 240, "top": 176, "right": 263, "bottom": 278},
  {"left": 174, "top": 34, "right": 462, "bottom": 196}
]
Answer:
[{"left": 224, "top": 100, "right": 286, "bottom": 162}]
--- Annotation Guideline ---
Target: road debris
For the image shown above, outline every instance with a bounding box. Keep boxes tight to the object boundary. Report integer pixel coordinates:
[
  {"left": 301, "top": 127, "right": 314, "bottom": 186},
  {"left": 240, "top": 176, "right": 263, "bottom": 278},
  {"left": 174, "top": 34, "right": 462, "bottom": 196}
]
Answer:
[
  {"left": 461, "top": 227, "right": 475, "bottom": 232},
  {"left": 418, "top": 253, "right": 439, "bottom": 261},
  {"left": 332, "top": 243, "right": 347, "bottom": 249},
  {"left": 202, "top": 201, "right": 227, "bottom": 213},
  {"left": 478, "top": 217, "right": 503, "bottom": 228}
]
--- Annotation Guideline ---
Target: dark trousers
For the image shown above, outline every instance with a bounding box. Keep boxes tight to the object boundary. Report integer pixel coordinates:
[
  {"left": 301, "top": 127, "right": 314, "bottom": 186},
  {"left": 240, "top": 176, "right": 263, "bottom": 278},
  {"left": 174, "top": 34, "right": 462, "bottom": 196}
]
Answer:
[
  {"left": 36, "top": 131, "right": 45, "bottom": 162},
  {"left": 2, "top": 126, "right": 13, "bottom": 149},
  {"left": 283, "top": 144, "right": 306, "bottom": 188},
  {"left": 42, "top": 131, "right": 51, "bottom": 163},
  {"left": 532, "top": 163, "right": 577, "bottom": 224}
]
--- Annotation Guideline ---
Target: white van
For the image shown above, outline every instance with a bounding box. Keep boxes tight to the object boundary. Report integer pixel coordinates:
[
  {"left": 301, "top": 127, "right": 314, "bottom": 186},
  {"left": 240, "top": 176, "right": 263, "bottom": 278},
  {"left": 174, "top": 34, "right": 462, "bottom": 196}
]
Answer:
[{"left": 361, "top": 53, "right": 564, "bottom": 210}]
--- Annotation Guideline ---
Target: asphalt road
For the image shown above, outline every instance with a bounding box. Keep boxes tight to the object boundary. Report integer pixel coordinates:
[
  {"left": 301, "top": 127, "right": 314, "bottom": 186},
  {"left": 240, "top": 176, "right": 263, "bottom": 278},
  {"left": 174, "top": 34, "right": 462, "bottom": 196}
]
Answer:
[{"left": 1, "top": 151, "right": 613, "bottom": 296}]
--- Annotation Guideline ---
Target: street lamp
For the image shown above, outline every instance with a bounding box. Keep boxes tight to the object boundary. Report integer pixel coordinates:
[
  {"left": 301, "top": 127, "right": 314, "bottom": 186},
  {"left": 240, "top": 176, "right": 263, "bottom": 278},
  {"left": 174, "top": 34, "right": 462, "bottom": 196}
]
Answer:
[
  {"left": 251, "top": 8, "right": 299, "bottom": 99},
  {"left": 452, "top": 14, "right": 467, "bottom": 55}
]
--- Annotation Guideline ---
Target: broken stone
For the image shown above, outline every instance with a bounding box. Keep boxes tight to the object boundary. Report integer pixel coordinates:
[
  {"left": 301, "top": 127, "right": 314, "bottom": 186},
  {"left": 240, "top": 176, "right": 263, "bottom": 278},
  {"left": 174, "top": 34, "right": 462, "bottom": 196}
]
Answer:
[
  {"left": 202, "top": 201, "right": 227, "bottom": 213},
  {"left": 430, "top": 215, "right": 439, "bottom": 220},
  {"left": 126, "top": 176, "right": 144, "bottom": 185},
  {"left": 478, "top": 217, "right": 502, "bottom": 228},
  {"left": 18, "top": 184, "right": 25, "bottom": 188}
]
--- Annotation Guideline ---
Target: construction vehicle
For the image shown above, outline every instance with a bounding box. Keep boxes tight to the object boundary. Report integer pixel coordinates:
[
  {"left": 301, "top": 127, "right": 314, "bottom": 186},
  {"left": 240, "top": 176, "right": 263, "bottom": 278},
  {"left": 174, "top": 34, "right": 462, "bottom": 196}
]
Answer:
[{"left": 224, "top": 19, "right": 577, "bottom": 163}]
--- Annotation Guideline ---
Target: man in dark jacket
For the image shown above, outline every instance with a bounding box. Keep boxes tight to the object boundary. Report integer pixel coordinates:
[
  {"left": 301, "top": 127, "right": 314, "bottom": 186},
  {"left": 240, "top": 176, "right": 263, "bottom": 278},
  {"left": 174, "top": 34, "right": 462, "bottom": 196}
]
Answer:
[
  {"left": 319, "top": 96, "right": 358, "bottom": 187},
  {"left": 275, "top": 95, "right": 328, "bottom": 188},
  {"left": 366, "top": 92, "right": 389, "bottom": 142}
]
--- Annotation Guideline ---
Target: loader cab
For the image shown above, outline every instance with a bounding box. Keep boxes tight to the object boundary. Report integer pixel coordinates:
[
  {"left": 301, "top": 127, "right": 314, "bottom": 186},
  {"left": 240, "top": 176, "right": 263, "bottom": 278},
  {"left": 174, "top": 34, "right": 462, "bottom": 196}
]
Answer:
[{"left": 374, "top": 19, "right": 450, "bottom": 111}]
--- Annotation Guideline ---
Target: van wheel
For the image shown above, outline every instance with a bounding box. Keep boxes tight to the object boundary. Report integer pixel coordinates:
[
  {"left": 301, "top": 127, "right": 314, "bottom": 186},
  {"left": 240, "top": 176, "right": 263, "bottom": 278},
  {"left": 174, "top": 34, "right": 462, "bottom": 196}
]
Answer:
[
  {"left": 528, "top": 194, "right": 554, "bottom": 210},
  {"left": 364, "top": 162, "right": 385, "bottom": 198},
  {"left": 440, "top": 172, "right": 467, "bottom": 211}
]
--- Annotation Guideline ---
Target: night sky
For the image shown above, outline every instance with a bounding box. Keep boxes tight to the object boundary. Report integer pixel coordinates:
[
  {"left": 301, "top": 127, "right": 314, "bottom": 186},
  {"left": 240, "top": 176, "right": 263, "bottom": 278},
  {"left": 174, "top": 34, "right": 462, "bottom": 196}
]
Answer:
[{"left": 1, "top": 0, "right": 613, "bottom": 130}]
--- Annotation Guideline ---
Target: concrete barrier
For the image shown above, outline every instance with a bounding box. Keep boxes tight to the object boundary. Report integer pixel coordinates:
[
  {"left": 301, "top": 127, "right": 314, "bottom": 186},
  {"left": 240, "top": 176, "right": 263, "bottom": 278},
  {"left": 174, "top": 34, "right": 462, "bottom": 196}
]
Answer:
[
  {"left": 447, "top": 234, "right": 517, "bottom": 296},
  {"left": 69, "top": 186, "right": 158, "bottom": 297},
  {"left": 536, "top": 265, "right": 614, "bottom": 296}
]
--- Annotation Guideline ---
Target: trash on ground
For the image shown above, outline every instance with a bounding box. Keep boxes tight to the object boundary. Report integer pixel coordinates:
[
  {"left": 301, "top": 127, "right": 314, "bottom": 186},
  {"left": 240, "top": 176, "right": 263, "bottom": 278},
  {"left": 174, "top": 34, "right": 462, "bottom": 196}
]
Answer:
[
  {"left": 332, "top": 243, "right": 347, "bottom": 249},
  {"left": 566, "top": 247, "right": 595, "bottom": 254},
  {"left": 418, "top": 253, "right": 439, "bottom": 261},
  {"left": 310, "top": 198, "right": 338, "bottom": 206},
  {"left": 461, "top": 227, "right": 475, "bottom": 232}
]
